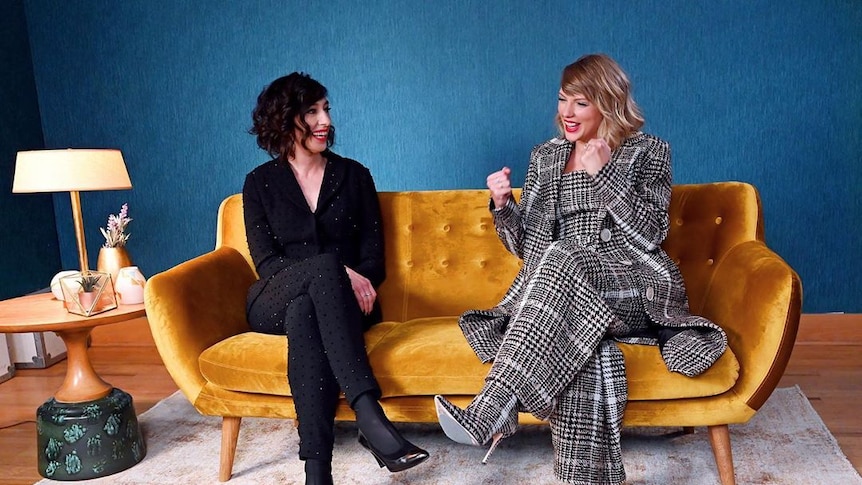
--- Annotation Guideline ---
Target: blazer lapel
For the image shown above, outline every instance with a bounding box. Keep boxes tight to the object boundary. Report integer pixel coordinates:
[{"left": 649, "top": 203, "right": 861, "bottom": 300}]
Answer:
[
  {"left": 316, "top": 152, "right": 346, "bottom": 211},
  {"left": 539, "top": 139, "right": 571, "bottom": 224},
  {"left": 272, "top": 160, "right": 311, "bottom": 212},
  {"left": 594, "top": 140, "right": 645, "bottom": 223}
]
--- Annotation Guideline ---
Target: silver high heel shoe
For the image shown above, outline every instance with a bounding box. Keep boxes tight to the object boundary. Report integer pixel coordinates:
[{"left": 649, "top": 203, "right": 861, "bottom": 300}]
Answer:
[{"left": 434, "top": 394, "right": 518, "bottom": 463}]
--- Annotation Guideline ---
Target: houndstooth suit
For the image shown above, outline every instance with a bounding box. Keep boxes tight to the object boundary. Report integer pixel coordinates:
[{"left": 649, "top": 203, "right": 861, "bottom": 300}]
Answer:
[{"left": 459, "top": 132, "right": 727, "bottom": 484}]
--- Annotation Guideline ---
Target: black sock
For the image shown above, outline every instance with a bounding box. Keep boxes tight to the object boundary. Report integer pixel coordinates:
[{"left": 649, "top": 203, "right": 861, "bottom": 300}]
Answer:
[
  {"left": 304, "top": 459, "right": 332, "bottom": 485},
  {"left": 353, "top": 392, "right": 405, "bottom": 455}
]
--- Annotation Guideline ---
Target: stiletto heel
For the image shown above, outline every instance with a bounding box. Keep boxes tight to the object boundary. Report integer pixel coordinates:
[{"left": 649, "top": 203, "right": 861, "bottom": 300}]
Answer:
[
  {"left": 481, "top": 433, "right": 505, "bottom": 464},
  {"left": 363, "top": 439, "right": 385, "bottom": 468},
  {"left": 357, "top": 430, "right": 429, "bottom": 472},
  {"left": 357, "top": 434, "right": 386, "bottom": 468}
]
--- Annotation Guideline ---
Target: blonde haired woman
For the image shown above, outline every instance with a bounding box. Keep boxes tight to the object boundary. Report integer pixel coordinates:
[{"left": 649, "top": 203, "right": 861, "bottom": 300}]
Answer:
[{"left": 435, "top": 54, "right": 727, "bottom": 484}]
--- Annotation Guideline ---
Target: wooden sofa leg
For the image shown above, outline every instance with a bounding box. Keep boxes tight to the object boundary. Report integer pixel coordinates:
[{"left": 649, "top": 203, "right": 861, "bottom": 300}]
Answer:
[
  {"left": 219, "top": 416, "right": 242, "bottom": 482},
  {"left": 707, "top": 424, "right": 736, "bottom": 485}
]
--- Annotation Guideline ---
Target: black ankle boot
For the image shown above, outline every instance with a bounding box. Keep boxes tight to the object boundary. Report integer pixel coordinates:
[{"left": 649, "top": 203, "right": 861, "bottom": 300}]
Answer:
[
  {"left": 353, "top": 393, "right": 430, "bottom": 472},
  {"left": 304, "top": 459, "right": 333, "bottom": 485}
]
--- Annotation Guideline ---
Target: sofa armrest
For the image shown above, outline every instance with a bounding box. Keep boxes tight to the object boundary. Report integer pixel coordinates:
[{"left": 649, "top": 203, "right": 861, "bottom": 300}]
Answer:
[
  {"left": 699, "top": 240, "right": 802, "bottom": 410},
  {"left": 144, "top": 246, "right": 257, "bottom": 405}
]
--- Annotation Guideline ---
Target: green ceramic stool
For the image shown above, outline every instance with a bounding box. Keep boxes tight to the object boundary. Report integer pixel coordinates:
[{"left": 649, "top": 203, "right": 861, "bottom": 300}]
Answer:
[{"left": 36, "top": 388, "right": 146, "bottom": 480}]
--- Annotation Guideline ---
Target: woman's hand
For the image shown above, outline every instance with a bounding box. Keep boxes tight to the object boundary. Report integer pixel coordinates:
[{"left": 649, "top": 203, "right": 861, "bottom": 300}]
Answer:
[
  {"left": 345, "top": 266, "right": 376, "bottom": 315},
  {"left": 582, "top": 138, "right": 612, "bottom": 176},
  {"left": 487, "top": 167, "right": 513, "bottom": 209}
]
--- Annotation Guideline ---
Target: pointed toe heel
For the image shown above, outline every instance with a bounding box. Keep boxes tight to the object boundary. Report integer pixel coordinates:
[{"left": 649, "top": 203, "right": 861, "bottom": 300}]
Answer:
[
  {"left": 434, "top": 395, "right": 481, "bottom": 446},
  {"left": 434, "top": 394, "right": 519, "bottom": 464},
  {"left": 357, "top": 431, "right": 429, "bottom": 473}
]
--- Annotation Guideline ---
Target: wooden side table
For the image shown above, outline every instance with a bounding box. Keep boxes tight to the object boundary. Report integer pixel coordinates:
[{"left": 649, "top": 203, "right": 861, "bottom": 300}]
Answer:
[{"left": 0, "top": 292, "right": 147, "bottom": 480}]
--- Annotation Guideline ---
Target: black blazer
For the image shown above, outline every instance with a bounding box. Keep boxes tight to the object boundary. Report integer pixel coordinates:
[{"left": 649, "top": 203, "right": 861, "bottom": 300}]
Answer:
[{"left": 242, "top": 151, "right": 386, "bottom": 288}]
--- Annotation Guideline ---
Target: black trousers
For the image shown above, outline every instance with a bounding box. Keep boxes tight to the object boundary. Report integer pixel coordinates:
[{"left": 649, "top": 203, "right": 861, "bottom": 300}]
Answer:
[{"left": 246, "top": 253, "right": 381, "bottom": 461}]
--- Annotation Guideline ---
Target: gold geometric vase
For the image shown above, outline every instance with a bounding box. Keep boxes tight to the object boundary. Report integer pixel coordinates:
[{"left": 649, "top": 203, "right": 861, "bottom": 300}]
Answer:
[{"left": 97, "top": 246, "right": 132, "bottom": 288}]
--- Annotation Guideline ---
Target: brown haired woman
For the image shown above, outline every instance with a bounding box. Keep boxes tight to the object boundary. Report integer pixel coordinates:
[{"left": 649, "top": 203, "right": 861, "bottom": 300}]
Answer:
[
  {"left": 244, "top": 72, "right": 428, "bottom": 485},
  {"left": 435, "top": 54, "right": 727, "bottom": 484}
]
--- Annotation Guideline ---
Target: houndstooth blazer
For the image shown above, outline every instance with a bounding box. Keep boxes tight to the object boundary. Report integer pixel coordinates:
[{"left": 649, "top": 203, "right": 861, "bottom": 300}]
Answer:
[{"left": 460, "top": 132, "right": 727, "bottom": 377}]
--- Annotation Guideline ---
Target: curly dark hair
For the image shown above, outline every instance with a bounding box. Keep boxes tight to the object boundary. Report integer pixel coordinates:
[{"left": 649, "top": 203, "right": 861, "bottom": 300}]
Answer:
[{"left": 249, "top": 72, "right": 335, "bottom": 160}]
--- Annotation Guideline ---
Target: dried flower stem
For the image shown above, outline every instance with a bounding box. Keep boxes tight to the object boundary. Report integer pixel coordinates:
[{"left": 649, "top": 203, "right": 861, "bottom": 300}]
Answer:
[{"left": 100, "top": 203, "right": 132, "bottom": 248}]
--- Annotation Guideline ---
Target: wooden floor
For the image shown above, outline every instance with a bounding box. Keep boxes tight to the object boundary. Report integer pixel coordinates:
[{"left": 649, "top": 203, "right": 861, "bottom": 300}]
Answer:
[{"left": 0, "top": 314, "right": 859, "bottom": 484}]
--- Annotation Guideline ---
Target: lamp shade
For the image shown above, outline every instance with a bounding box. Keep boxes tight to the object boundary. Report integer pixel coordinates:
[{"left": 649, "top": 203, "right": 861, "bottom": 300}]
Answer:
[{"left": 12, "top": 149, "right": 132, "bottom": 193}]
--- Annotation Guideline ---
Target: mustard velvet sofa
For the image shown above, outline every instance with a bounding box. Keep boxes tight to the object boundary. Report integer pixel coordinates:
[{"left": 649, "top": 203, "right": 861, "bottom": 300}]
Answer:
[{"left": 144, "top": 182, "right": 801, "bottom": 484}]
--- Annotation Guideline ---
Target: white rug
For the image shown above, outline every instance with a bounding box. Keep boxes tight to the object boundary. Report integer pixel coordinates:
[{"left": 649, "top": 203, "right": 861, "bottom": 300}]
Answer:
[{"left": 36, "top": 386, "right": 861, "bottom": 484}]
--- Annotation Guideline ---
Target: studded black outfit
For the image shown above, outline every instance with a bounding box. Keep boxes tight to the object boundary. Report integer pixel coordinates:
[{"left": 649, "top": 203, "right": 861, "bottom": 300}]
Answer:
[{"left": 243, "top": 151, "right": 385, "bottom": 461}]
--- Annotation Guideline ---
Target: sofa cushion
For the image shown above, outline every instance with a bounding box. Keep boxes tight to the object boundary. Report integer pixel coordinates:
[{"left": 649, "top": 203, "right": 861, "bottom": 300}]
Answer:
[
  {"left": 368, "top": 317, "right": 738, "bottom": 400},
  {"left": 199, "top": 323, "right": 395, "bottom": 397},
  {"left": 199, "top": 316, "right": 739, "bottom": 401},
  {"left": 199, "top": 331, "right": 289, "bottom": 396},
  {"left": 366, "top": 317, "right": 492, "bottom": 396},
  {"left": 618, "top": 341, "right": 739, "bottom": 400}
]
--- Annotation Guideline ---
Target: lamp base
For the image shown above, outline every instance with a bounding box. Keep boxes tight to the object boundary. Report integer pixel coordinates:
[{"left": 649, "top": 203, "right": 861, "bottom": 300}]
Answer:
[{"left": 36, "top": 388, "right": 146, "bottom": 480}]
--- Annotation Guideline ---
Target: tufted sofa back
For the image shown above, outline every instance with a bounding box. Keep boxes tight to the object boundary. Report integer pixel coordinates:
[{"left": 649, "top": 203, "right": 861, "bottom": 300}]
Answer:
[
  {"left": 663, "top": 182, "right": 763, "bottom": 315},
  {"left": 215, "top": 182, "right": 763, "bottom": 322},
  {"left": 374, "top": 190, "right": 523, "bottom": 321}
]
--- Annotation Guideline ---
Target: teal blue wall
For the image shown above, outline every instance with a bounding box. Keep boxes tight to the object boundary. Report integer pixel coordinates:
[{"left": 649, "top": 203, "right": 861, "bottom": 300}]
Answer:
[
  {"left": 17, "top": 0, "right": 862, "bottom": 312},
  {"left": 0, "top": 0, "right": 56, "bottom": 299}
]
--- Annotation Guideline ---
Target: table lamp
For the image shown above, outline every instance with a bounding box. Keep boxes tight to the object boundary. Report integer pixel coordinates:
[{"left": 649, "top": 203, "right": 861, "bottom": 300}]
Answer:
[
  {"left": 13, "top": 149, "right": 132, "bottom": 315},
  {"left": 12, "top": 148, "right": 132, "bottom": 316},
  {"left": 10, "top": 151, "right": 145, "bottom": 478}
]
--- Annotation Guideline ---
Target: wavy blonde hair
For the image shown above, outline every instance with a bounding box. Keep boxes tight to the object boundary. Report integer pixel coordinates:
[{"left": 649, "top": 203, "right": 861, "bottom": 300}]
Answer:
[{"left": 556, "top": 54, "right": 644, "bottom": 150}]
